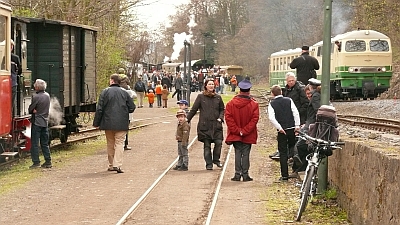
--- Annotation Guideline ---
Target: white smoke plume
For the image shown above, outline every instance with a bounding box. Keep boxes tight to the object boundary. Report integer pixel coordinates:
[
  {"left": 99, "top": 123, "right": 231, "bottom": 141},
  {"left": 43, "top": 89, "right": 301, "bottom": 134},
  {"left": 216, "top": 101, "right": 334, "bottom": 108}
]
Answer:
[
  {"left": 332, "top": 1, "right": 353, "bottom": 35},
  {"left": 188, "top": 14, "right": 197, "bottom": 33},
  {"left": 49, "top": 97, "right": 64, "bottom": 126},
  {"left": 170, "top": 32, "right": 191, "bottom": 61},
  {"left": 169, "top": 14, "right": 197, "bottom": 61},
  {"left": 164, "top": 56, "right": 170, "bottom": 63}
]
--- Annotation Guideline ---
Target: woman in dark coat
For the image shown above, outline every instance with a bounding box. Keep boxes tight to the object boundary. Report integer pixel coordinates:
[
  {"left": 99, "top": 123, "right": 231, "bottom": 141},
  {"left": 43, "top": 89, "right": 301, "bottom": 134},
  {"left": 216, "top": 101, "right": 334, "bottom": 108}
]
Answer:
[{"left": 187, "top": 78, "right": 225, "bottom": 170}]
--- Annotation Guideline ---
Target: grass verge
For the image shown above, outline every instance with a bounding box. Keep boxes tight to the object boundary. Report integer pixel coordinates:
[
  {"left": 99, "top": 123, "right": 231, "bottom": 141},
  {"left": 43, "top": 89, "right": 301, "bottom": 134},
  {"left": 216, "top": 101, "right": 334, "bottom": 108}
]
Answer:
[
  {"left": 258, "top": 115, "right": 350, "bottom": 224},
  {"left": 0, "top": 137, "right": 106, "bottom": 195},
  {"left": 259, "top": 147, "right": 350, "bottom": 224}
]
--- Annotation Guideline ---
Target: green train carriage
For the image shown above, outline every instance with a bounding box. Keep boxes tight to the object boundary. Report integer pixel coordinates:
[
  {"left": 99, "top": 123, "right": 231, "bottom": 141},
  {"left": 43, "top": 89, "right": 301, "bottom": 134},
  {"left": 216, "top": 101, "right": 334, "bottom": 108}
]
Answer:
[{"left": 269, "top": 48, "right": 302, "bottom": 88}]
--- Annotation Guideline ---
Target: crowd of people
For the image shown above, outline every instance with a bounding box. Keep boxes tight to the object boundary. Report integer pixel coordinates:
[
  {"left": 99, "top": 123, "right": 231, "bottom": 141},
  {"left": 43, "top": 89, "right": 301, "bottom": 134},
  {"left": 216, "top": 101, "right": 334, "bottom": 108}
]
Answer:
[
  {"left": 89, "top": 69, "right": 260, "bottom": 180},
  {"left": 131, "top": 66, "right": 241, "bottom": 108},
  {"left": 268, "top": 45, "right": 322, "bottom": 181},
  {"left": 28, "top": 45, "right": 325, "bottom": 183}
]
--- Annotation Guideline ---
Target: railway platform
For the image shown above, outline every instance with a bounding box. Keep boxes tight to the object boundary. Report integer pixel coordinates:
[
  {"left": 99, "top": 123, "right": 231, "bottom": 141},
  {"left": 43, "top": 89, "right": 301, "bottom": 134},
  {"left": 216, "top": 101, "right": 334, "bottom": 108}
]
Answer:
[{"left": 0, "top": 90, "right": 270, "bottom": 225}]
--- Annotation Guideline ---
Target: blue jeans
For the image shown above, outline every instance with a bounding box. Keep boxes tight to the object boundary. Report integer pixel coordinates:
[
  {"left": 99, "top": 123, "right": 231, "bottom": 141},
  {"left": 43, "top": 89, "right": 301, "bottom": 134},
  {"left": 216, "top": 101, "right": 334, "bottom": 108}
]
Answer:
[
  {"left": 219, "top": 84, "right": 225, "bottom": 94},
  {"left": 30, "top": 124, "right": 51, "bottom": 164},
  {"left": 203, "top": 139, "right": 222, "bottom": 167},
  {"left": 177, "top": 142, "right": 189, "bottom": 167}
]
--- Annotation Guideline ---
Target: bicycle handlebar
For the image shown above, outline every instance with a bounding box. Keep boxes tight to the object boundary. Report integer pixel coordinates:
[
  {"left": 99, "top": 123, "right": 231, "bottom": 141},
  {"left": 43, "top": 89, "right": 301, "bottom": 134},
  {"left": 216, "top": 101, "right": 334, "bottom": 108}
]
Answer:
[{"left": 297, "top": 130, "right": 345, "bottom": 147}]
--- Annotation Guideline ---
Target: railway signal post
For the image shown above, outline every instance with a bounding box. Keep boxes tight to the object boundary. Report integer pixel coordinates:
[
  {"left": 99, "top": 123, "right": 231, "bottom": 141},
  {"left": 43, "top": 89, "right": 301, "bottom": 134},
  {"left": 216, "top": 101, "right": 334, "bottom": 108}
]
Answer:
[{"left": 318, "top": 0, "right": 333, "bottom": 193}]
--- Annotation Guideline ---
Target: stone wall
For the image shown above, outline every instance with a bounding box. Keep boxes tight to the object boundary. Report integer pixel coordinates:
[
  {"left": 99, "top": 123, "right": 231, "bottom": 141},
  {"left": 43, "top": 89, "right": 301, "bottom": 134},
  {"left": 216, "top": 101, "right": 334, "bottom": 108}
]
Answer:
[{"left": 328, "top": 140, "right": 400, "bottom": 225}]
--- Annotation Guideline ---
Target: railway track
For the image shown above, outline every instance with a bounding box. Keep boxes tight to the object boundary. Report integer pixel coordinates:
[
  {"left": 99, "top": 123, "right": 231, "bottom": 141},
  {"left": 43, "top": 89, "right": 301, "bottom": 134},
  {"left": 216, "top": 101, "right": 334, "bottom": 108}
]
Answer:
[
  {"left": 338, "top": 114, "right": 400, "bottom": 135},
  {"left": 253, "top": 88, "right": 399, "bottom": 135},
  {"left": 0, "top": 115, "right": 175, "bottom": 169},
  {"left": 115, "top": 135, "right": 236, "bottom": 225},
  {"left": 252, "top": 88, "right": 271, "bottom": 107}
]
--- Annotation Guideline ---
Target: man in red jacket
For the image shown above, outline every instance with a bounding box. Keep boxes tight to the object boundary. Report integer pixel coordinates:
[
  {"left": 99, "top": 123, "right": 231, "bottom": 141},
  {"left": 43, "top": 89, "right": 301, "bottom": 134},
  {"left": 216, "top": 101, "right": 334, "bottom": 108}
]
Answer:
[{"left": 225, "top": 78, "right": 259, "bottom": 181}]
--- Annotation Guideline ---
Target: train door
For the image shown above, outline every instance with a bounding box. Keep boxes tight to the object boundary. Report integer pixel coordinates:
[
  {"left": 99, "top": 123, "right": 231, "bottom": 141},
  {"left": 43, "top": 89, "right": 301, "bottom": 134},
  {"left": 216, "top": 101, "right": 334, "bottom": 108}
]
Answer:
[{"left": 12, "top": 19, "right": 31, "bottom": 116}]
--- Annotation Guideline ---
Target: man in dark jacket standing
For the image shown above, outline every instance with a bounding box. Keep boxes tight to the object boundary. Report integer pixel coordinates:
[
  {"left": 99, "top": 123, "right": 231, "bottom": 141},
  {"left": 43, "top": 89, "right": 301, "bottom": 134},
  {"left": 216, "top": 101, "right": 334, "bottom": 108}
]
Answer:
[
  {"left": 172, "top": 73, "right": 184, "bottom": 101},
  {"left": 93, "top": 74, "right": 135, "bottom": 173},
  {"left": 290, "top": 46, "right": 319, "bottom": 85},
  {"left": 225, "top": 79, "right": 259, "bottom": 182},
  {"left": 28, "top": 79, "right": 52, "bottom": 169},
  {"left": 284, "top": 72, "right": 309, "bottom": 125},
  {"left": 187, "top": 78, "right": 225, "bottom": 170}
]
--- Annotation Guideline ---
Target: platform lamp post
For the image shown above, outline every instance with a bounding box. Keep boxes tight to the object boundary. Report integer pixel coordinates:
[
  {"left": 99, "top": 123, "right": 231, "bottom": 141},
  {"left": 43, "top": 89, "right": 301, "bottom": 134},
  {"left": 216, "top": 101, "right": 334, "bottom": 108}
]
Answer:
[
  {"left": 184, "top": 40, "right": 191, "bottom": 105},
  {"left": 318, "top": 0, "right": 333, "bottom": 193},
  {"left": 145, "top": 48, "right": 151, "bottom": 74}
]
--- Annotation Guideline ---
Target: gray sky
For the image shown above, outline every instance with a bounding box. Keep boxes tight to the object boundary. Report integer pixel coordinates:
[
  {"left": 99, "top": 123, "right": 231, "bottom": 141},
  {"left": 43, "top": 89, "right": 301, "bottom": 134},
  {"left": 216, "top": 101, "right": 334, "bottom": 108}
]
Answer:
[{"left": 134, "top": 0, "right": 190, "bottom": 30}]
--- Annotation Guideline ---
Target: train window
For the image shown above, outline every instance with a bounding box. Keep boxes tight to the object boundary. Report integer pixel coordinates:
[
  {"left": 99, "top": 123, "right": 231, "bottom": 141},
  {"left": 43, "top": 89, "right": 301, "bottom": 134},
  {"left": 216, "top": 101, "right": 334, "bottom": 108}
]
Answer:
[
  {"left": 0, "top": 16, "right": 6, "bottom": 70},
  {"left": 345, "top": 40, "right": 366, "bottom": 52},
  {"left": 317, "top": 46, "right": 322, "bottom": 56},
  {"left": 370, "top": 40, "right": 389, "bottom": 52}
]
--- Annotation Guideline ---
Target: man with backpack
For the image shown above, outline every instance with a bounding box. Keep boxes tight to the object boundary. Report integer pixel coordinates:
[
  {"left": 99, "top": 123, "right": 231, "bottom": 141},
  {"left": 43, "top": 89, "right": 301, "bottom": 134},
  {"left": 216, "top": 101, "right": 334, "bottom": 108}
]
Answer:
[{"left": 134, "top": 77, "right": 146, "bottom": 108}]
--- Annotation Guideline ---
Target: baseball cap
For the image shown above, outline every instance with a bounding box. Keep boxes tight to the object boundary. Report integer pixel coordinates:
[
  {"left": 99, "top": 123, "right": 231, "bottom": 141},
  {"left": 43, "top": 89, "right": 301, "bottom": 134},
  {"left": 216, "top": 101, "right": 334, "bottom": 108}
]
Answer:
[{"left": 177, "top": 100, "right": 189, "bottom": 105}]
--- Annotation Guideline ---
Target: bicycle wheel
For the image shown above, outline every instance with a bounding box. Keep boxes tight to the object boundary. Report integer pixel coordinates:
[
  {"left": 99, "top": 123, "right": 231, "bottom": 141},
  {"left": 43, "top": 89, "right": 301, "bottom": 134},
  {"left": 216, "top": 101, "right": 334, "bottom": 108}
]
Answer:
[{"left": 296, "top": 165, "right": 315, "bottom": 221}]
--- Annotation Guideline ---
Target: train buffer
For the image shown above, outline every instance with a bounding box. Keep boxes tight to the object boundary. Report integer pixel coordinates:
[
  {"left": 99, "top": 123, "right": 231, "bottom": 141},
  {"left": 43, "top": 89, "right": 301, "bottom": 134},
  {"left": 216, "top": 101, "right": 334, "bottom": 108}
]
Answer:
[{"left": 1, "top": 152, "right": 18, "bottom": 157}]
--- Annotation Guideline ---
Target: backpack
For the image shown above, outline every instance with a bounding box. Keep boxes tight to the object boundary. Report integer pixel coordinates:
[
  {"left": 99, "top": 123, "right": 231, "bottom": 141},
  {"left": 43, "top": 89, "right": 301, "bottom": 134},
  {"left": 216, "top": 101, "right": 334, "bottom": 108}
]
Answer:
[
  {"left": 309, "top": 105, "right": 339, "bottom": 156},
  {"left": 134, "top": 81, "right": 145, "bottom": 92}
]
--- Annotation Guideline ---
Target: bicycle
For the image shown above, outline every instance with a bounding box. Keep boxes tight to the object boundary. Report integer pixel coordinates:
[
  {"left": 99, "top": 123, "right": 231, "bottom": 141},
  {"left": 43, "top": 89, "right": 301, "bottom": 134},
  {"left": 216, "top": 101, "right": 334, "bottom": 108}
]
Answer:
[{"left": 295, "top": 130, "right": 345, "bottom": 221}]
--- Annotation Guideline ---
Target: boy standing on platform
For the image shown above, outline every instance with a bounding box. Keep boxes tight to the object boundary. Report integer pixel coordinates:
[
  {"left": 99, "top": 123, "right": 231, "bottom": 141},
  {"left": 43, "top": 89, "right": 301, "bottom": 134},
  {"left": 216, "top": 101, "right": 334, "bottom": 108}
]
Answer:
[
  {"left": 177, "top": 99, "right": 189, "bottom": 114},
  {"left": 173, "top": 109, "right": 191, "bottom": 171}
]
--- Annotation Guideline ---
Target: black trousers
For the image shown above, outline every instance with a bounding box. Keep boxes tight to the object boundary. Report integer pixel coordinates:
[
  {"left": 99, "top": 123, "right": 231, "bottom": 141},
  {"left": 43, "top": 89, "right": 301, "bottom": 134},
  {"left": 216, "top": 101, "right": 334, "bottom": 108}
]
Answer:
[
  {"left": 172, "top": 89, "right": 181, "bottom": 101},
  {"left": 233, "top": 142, "right": 252, "bottom": 175},
  {"left": 277, "top": 129, "right": 296, "bottom": 178},
  {"left": 124, "top": 120, "right": 130, "bottom": 147},
  {"left": 203, "top": 139, "right": 222, "bottom": 168}
]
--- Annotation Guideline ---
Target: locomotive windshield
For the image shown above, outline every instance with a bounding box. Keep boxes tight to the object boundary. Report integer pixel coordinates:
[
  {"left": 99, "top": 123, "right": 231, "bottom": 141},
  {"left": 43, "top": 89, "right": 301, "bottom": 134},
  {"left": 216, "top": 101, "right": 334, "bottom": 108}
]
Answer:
[
  {"left": 370, "top": 40, "right": 389, "bottom": 52},
  {"left": 345, "top": 40, "right": 366, "bottom": 52}
]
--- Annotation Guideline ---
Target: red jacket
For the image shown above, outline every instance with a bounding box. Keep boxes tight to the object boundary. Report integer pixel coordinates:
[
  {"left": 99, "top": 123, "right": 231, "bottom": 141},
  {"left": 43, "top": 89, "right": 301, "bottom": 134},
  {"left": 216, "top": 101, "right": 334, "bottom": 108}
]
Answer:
[{"left": 225, "top": 93, "right": 259, "bottom": 144}]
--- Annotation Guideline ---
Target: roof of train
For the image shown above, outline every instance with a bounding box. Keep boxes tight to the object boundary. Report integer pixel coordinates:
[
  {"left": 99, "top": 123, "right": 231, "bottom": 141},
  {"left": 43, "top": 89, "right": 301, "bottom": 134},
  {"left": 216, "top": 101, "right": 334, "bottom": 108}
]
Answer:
[
  {"left": 0, "top": 1, "right": 11, "bottom": 11},
  {"left": 220, "top": 65, "right": 243, "bottom": 69},
  {"left": 13, "top": 16, "right": 98, "bottom": 31},
  {"left": 271, "top": 30, "right": 390, "bottom": 54},
  {"left": 162, "top": 63, "right": 182, "bottom": 67},
  {"left": 270, "top": 48, "right": 302, "bottom": 57},
  {"left": 313, "top": 30, "right": 389, "bottom": 46}
]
